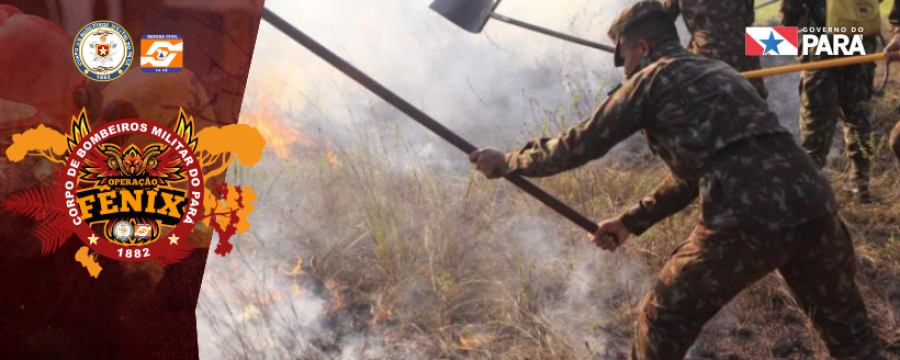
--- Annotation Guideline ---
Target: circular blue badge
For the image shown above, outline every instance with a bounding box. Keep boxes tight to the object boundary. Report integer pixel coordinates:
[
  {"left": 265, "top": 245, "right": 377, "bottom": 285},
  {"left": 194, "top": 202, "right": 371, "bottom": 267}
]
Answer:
[{"left": 73, "top": 21, "right": 134, "bottom": 82}]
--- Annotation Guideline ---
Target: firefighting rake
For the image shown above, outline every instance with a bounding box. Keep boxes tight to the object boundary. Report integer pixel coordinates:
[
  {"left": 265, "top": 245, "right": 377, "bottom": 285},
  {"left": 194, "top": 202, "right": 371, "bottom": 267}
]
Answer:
[{"left": 261, "top": 8, "right": 601, "bottom": 234}]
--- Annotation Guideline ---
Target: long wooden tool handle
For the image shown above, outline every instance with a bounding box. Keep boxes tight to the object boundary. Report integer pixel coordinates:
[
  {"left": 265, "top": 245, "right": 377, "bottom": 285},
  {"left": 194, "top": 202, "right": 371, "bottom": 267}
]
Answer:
[
  {"left": 755, "top": 0, "right": 780, "bottom": 10},
  {"left": 261, "top": 8, "right": 601, "bottom": 234},
  {"left": 489, "top": 13, "right": 616, "bottom": 53},
  {"left": 742, "top": 53, "right": 885, "bottom": 78}
]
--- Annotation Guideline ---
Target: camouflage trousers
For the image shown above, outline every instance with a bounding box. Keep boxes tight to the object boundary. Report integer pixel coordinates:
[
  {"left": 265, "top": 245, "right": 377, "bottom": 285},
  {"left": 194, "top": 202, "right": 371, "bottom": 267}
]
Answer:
[
  {"left": 798, "top": 40, "right": 877, "bottom": 187},
  {"left": 631, "top": 215, "right": 884, "bottom": 360}
]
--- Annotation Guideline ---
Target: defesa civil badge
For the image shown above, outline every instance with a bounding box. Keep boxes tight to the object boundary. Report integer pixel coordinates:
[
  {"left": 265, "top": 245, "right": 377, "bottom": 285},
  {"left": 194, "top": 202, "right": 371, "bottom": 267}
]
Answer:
[{"left": 73, "top": 20, "right": 134, "bottom": 82}]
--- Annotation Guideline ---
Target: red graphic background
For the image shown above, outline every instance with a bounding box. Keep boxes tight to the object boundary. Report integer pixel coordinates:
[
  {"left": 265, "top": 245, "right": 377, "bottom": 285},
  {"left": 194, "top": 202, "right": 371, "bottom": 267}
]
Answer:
[
  {"left": 0, "top": 0, "right": 265, "bottom": 358},
  {"left": 773, "top": 27, "right": 799, "bottom": 49}
]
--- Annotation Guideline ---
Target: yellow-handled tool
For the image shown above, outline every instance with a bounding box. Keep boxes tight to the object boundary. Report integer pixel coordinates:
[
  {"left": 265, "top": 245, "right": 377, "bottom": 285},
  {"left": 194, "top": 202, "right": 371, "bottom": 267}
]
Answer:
[{"left": 741, "top": 53, "right": 886, "bottom": 78}]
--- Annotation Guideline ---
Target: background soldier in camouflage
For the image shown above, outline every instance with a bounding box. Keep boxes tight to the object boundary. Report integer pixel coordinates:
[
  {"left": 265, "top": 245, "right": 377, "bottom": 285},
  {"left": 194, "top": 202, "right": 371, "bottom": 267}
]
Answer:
[
  {"left": 887, "top": 0, "right": 900, "bottom": 56},
  {"left": 782, "top": 0, "right": 878, "bottom": 202},
  {"left": 660, "top": 0, "right": 769, "bottom": 98},
  {"left": 470, "top": 2, "right": 885, "bottom": 359}
]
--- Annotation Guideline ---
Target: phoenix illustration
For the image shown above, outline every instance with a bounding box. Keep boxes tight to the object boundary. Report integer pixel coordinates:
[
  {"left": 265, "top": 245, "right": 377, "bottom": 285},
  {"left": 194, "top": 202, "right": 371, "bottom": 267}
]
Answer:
[{"left": 66, "top": 111, "right": 198, "bottom": 186}]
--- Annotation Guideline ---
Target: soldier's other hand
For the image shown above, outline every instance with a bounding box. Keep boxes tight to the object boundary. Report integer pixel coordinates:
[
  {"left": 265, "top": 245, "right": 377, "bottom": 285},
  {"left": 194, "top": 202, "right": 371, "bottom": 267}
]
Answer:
[
  {"left": 885, "top": 34, "right": 900, "bottom": 62},
  {"left": 590, "top": 217, "right": 631, "bottom": 251},
  {"left": 469, "top": 148, "right": 510, "bottom": 179}
]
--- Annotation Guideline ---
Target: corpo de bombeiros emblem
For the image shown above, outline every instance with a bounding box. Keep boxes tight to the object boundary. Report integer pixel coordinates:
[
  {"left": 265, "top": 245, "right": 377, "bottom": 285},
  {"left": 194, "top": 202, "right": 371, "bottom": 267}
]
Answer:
[
  {"left": 73, "top": 20, "right": 134, "bottom": 81},
  {"left": 61, "top": 111, "right": 204, "bottom": 262},
  {"left": 2, "top": 108, "right": 266, "bottom": 278}
]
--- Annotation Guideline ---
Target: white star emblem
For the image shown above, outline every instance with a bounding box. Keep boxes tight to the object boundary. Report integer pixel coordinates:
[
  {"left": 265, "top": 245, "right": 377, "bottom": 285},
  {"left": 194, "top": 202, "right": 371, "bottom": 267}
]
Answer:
[
  {"left": 169, "top": 234, "right": 179, "bottom": 245},
  {"left": 88, "top": 234, "right": 99, "bottom": 245}
]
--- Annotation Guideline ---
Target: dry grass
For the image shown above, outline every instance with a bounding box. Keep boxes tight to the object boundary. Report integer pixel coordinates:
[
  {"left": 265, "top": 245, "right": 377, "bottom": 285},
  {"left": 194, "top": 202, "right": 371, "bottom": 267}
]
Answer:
[{"left": 198, "top": 81, "right": 900, "bottom": 360}]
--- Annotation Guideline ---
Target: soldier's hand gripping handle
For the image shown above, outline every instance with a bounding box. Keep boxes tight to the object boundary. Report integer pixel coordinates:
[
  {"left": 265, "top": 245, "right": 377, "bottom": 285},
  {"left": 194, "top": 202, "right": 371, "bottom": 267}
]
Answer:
[
  {"left": 885, "top": 34, "right": 900, "bottom": 62},
  {"left": 591, "top": 217, "right": 631, "bottom": 251},
  {"left": 470, "top": 148, "right": 512, "bottom": 179}
]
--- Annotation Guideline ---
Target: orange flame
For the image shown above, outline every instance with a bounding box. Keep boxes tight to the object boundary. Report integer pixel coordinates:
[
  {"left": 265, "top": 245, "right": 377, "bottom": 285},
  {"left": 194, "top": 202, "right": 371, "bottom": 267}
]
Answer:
[
  {"left": 241, "top": 73, "right": 342, "bottom": 163},
  {"left": 291, "top": 282, "right": 305, "bottom": 297},
  {"left": 458, "top": 326, "right": 495, "bottom": 350},
  {"left": 239, "top": 106, "right": 312, "bottom": 159},
  {"left": 240, "top": 72, "right": 314, "bottom": 159},
  {"left": 289, "top": 256, "right": 303, "bottom": 276},
  {"left": 458, "top": 333, "right": 495, "bottom": 350},
  {"left": 325, "top": 279, "right": 346, "bottom": 314},
  {"left": 325, "top": 150, "right": 340, "bottom": 166},
  {"left": 234, "top": 304, "right": 261, "bottom": 323},
  {"left": 372, "top": 306, "right": 393, "bottom": 326}
]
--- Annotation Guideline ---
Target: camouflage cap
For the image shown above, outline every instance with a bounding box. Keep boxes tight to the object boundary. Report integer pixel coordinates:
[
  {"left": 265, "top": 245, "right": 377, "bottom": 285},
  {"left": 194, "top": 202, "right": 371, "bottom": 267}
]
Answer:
[{"left": 608, "top": 1, "right": 672, "bottom": 67}]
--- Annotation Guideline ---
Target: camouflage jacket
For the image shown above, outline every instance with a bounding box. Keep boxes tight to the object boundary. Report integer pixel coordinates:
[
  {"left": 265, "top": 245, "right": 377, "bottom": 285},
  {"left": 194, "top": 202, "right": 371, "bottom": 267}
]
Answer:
[
  {"left": 504, "top": 41, "right": 837, "bottom": 235},
  {"left": 660, "top": 0, "right": 756, "bottom": 67}
]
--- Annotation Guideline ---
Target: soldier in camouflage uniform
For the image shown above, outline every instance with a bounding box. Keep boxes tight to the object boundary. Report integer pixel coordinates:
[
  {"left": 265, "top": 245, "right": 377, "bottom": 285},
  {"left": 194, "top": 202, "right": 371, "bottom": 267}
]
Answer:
[
  {"left": 888, "top": 0, "right": 900, "bottom": 55},
  {"left": 886, "top": 0, "right": 900, "bottom": 60},
  {"left": 782, "top": 0, "right": 878, "bottom": 202},
  {"left": 660, "top": 0, "right": 768, "bottom": 98},
  {"left": 470, "top": 2, "right": 885, "bottom": 359}
]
